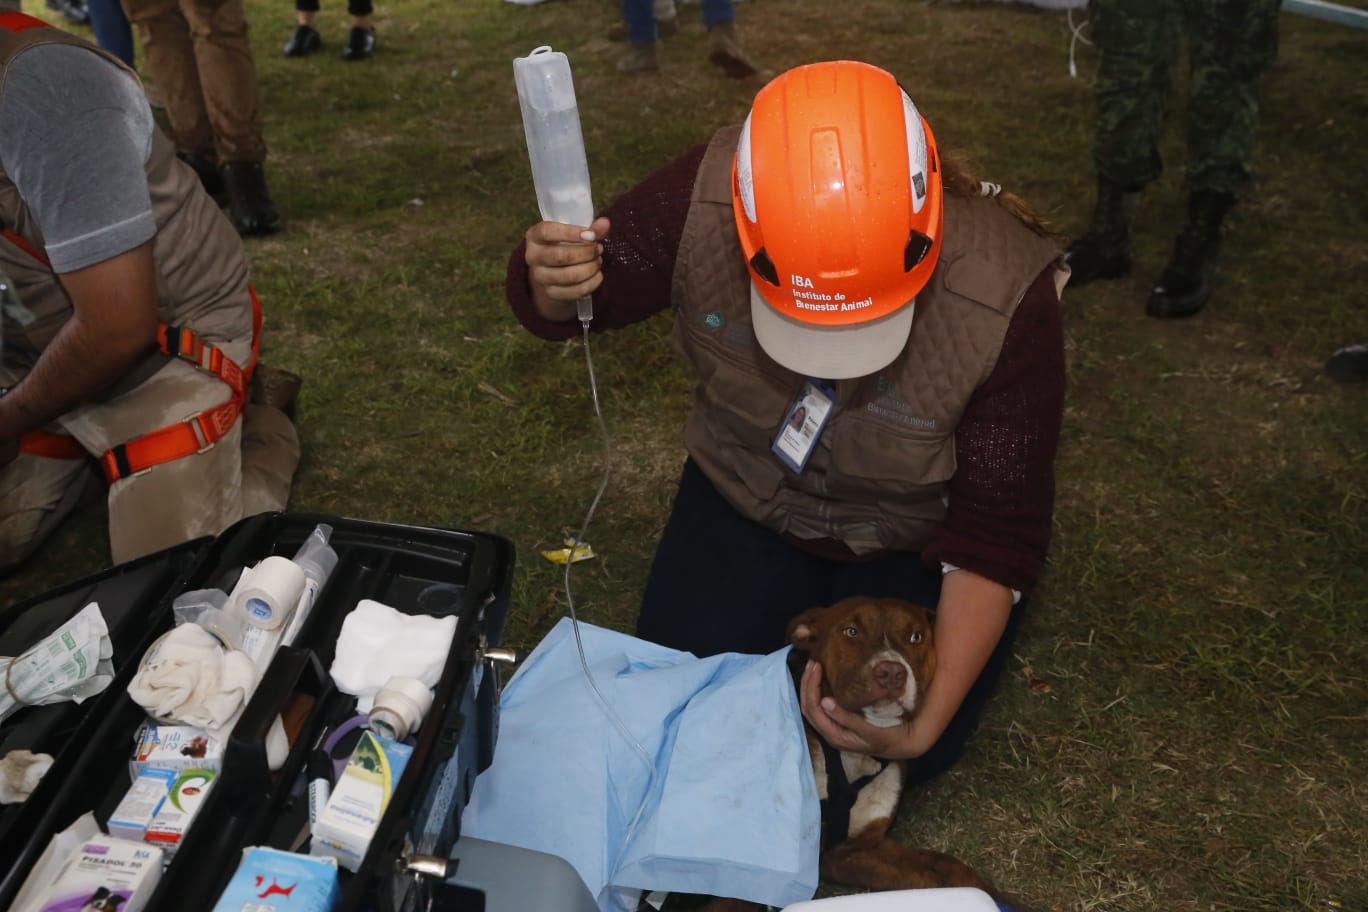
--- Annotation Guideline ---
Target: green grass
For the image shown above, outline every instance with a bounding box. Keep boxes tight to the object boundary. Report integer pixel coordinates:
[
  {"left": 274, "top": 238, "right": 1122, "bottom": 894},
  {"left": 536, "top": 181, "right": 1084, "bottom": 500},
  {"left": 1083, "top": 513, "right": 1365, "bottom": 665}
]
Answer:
[{"left": 4, "top": 1, "right": 1367, "bottom": 909}]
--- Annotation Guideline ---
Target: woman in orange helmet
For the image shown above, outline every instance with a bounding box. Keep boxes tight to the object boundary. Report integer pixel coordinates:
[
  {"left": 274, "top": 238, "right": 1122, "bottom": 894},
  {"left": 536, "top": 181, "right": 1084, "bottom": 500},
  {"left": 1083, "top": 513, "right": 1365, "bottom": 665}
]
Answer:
[{"left": 507, "top": 61, "right": 1069, "bottom": 775}]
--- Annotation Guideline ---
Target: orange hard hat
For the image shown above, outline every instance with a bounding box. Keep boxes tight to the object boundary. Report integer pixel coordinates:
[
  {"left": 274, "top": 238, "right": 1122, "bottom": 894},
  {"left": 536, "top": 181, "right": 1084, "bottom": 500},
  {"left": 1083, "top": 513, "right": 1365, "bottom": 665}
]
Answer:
[{"left": 732, "top": 60, "right": 943, "bottom": 379}]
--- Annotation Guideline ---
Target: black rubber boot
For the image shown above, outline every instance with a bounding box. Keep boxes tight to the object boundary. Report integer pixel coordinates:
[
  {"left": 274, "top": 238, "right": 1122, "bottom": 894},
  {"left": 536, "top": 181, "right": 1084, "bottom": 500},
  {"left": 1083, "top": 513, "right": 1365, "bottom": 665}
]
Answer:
[
  {"left": 1146, "top": 189, "right": 1236, "bottom": 319},
  {"left": 1325, "top": 343, "right": 1368, "bottom": 384},
  {"left": 1063, "top": 178, "right": 1138, "bottom": 286},
  {"left": 176, "top": 151, "right": 226, "bottom": 202},
  {"left": 222, "top": 161, "right": 282, "bottom": 237}
]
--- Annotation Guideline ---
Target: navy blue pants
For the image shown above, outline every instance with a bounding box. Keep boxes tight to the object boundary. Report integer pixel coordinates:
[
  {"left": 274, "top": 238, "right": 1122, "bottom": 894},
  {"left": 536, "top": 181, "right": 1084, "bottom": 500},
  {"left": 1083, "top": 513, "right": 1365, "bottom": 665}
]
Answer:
[
  {"left": 620, "top": 0, "right": 732, "bottom": 44},
  {"left": 637, "top": 458, "right": 1026, "bottom": 782},
  {"left": 88, "top": 0, "right": 135, "bottom": 66}
]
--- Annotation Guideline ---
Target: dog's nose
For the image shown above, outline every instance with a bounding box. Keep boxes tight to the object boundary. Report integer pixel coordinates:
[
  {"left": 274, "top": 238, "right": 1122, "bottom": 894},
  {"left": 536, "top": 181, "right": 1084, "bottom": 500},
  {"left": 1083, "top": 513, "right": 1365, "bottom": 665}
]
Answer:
[{"left": 874, "top": 661, "right": 906, "bottom": 692}]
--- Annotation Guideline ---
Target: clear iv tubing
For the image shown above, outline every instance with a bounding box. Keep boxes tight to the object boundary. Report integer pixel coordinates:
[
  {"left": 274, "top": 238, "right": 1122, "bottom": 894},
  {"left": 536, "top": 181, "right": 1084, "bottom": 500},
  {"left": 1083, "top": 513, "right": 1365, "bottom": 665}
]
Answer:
[
  {"left": 1066, "top": 6, "right": 1091, "bottom": 79},
  {"left": 516, "top": 43, "right": 653, "bottom": 896},
  {"left": 563, "top": 317, "right": 658, "bottom": 898}
]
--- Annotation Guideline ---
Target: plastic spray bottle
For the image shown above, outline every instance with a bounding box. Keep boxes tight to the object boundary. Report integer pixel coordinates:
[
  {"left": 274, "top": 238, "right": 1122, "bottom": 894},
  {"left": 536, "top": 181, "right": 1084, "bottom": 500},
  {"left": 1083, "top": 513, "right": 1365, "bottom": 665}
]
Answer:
[
  {"left": 514, "top": 45, "right": 594, "bottom": 323},
  {"left": 282, "top": 523, "right": 339, "bottom": 647}
]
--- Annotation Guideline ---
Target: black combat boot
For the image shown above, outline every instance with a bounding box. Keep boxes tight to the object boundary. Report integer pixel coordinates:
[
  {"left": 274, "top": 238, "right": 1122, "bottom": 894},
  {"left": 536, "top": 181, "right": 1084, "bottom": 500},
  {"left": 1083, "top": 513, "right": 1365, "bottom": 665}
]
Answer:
[
  {"left": 1146, "top": 189, "right": 1236, "bottom": 319},
  {"left": 1064, "top": 178, "right": 1137, "bottom": 285},
  {"left": 1325, "top": 343, "right": 1368, "bottom": 384},
  {"left": 221, "top": 161, "right": 282, "bottom": 237},
  {"left": 176, "top": 151, "right": 226, "bottom": 202}
]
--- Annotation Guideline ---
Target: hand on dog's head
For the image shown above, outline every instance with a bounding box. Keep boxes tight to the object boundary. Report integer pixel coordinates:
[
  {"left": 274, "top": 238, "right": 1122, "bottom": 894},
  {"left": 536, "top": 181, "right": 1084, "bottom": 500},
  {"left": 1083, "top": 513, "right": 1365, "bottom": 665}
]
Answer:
[{"left": 788, "top": 596, "right": 936, "bottom": 727}]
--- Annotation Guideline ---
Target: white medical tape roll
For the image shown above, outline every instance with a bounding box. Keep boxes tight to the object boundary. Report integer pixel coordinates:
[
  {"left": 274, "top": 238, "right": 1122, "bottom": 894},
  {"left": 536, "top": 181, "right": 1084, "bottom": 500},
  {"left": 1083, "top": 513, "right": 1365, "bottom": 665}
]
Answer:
[
  {"left": 367, "top": 676, "right": 434, "bottom": 741},
  {"left": 234, "top": 556, "right": 307, "bottom": 630},
  {"left": 196, "top": 606, "right": 245, "bottom": 652}
]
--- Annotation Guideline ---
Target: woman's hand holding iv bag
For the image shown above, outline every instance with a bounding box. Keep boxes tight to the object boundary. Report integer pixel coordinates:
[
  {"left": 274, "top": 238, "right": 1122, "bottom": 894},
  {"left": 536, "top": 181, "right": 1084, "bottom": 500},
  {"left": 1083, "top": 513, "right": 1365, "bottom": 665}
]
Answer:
[{"left": 514, "top": 46, "right": 599, "bottom": 324}]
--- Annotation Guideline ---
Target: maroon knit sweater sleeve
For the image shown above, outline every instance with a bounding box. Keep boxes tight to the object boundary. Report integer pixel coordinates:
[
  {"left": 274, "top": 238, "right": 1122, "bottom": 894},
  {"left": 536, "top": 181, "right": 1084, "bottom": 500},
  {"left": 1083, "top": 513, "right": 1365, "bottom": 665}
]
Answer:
[
  {"left": 506, "top": 144, "right": 708, "bottom": 340},
  {"left": 922, "top": 267, "right": 1066, "bottom": 595}
]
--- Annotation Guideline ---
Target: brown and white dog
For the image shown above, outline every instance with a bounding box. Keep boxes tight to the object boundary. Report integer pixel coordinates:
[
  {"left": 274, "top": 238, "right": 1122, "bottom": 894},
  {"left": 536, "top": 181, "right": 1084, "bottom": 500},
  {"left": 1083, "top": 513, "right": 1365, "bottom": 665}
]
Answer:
[{"left": 785, "top": 596, "right": 994, "bottom": 894}]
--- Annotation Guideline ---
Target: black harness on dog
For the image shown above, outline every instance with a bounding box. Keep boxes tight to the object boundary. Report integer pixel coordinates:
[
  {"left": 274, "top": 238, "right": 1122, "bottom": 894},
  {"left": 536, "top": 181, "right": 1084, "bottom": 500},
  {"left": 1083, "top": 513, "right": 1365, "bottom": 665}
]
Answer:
[{"left": 787, "top": 651, "right": 893, "bottom": 845}]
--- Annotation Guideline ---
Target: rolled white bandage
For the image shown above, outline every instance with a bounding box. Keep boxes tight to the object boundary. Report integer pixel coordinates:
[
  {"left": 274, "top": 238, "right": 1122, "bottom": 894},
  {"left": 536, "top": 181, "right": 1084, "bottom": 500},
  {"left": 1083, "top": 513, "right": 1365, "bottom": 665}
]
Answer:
[{"left": 234, "top": 556, "right": 307, "bottom": 630}]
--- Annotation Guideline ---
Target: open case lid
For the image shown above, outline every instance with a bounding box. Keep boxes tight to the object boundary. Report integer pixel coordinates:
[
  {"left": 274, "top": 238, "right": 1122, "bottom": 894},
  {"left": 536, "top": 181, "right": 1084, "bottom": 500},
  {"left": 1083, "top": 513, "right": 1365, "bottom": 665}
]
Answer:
[{"left": 0, "top": 511, "right": 514, "bottom": 912}]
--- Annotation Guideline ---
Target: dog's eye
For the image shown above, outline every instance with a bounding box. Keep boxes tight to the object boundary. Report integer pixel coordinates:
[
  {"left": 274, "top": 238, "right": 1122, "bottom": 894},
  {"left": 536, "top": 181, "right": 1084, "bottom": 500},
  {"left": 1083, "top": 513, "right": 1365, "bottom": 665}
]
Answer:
[
  {"left": 909, "top": 632, "right": 923, "bottom": 644},
  {"left": 842, "top": 626, "right": 858, "bottom": 638}
]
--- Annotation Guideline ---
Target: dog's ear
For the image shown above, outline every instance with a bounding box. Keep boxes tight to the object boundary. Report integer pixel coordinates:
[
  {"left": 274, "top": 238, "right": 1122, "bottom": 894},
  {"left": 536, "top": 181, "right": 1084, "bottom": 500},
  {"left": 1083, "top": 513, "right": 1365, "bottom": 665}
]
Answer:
[{"left": 787, "top": 608, "right": 824, "bottom": 652}]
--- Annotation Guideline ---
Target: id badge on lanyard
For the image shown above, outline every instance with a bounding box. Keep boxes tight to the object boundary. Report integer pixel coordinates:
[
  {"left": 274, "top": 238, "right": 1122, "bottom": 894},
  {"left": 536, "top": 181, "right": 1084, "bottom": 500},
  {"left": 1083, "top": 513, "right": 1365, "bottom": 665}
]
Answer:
[{"left": 772, "top": 378, "right": 836, "bottom": 474}]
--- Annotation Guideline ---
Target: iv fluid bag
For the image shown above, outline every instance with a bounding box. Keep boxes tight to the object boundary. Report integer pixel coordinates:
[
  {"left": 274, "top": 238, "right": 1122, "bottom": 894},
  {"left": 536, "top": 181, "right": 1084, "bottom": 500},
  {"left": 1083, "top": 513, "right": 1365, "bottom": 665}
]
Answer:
[{"left": 514, "top": 46, "right": 594, "bottom": 228}]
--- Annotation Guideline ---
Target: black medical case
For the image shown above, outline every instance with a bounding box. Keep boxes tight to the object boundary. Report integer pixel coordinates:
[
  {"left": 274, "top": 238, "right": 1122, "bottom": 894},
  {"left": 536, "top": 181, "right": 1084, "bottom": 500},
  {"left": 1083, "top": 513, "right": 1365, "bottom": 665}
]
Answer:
[{"left": 0, "top": 511, "right": 594, "bottom": 912}]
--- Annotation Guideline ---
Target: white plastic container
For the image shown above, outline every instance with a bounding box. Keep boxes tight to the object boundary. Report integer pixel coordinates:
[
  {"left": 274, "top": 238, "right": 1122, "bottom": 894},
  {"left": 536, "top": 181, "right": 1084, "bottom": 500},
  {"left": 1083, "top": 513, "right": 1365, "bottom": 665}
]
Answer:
[
  {"left": 367, "top": 675, "right": 434, "bottom": 741},
  {"left": 282, "top": 523, "right": 339, "bottom": 647},
  {"left": 513, "top": 45, "right": 594, "bottom": 228}
]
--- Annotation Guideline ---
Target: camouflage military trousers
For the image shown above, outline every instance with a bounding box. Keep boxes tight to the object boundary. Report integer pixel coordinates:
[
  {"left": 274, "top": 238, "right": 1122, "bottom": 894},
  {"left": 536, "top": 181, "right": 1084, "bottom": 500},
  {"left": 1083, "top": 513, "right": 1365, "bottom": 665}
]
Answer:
[{"left": 1089, "top": 0, "right": 1281, "bottom": 195}]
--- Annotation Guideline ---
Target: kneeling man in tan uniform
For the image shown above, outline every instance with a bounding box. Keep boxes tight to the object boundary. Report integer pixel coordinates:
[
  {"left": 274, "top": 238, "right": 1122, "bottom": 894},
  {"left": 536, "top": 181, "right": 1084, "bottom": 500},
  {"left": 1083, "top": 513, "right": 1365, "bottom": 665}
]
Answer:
[{"left": 0, "top": 5, "right": 299, "bottom": 569}]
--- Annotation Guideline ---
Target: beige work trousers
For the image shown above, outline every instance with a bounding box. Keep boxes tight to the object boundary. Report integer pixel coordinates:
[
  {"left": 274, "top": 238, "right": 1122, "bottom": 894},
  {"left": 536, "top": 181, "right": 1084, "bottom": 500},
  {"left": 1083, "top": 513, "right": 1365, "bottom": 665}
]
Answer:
[
  {"left": 122, "top": 0, "right": 267, "bottom": 164},
  {"left": 0, "top": 337, "right": 299, "bottom": 570}
]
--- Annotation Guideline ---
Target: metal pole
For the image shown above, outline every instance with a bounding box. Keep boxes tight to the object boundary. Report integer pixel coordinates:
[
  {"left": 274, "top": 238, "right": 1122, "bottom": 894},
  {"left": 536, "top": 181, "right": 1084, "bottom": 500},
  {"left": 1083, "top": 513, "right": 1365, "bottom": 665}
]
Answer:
[{"left": 1282, "top": 0, "right": 1368, "bottom": 29}]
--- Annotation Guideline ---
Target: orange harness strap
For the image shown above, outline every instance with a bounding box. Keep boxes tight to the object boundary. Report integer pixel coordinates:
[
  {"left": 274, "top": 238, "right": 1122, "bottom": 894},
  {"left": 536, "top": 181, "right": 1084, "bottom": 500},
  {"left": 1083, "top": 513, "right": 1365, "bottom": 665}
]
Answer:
[
  {"left": 2, "top": 226, "right": 47, "bottom": 262},
  {"left": 19, "top": 429, "right": 87, "bottom": 460},
  {"left": 98, "top": 287, "right": 262, "bottom": 484}
]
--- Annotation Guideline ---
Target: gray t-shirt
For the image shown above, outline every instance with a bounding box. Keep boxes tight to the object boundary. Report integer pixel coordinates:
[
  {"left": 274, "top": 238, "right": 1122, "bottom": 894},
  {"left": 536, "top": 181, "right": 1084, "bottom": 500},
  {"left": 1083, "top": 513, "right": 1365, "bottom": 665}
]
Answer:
[{"left": 0, "top": 43, "right": 156, "bottom": 274}]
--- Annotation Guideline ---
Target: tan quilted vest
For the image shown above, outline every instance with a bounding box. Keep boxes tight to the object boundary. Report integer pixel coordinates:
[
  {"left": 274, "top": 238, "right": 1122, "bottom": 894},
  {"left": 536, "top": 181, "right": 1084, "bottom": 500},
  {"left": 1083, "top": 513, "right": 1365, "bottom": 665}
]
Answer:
[
  {"left": 672, "top": 125, "right": 1065, "bottom": 554},
  {"left": 0, "top": 21, "right": 250, "bottom": 391}
]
